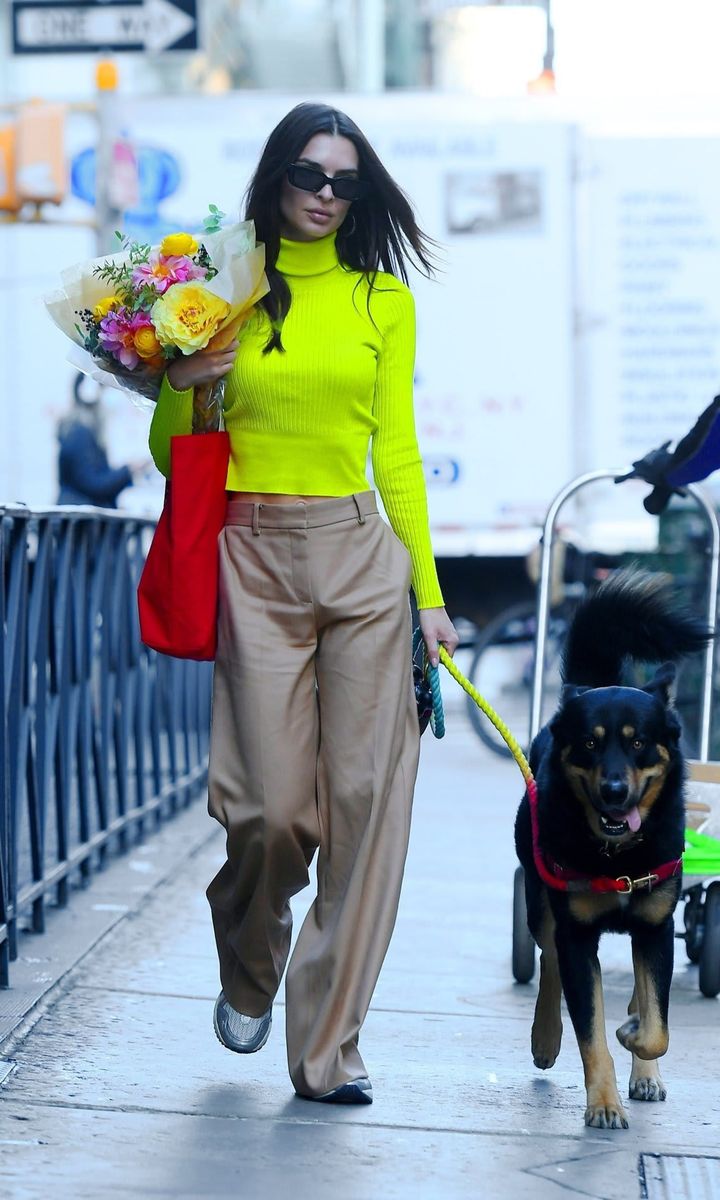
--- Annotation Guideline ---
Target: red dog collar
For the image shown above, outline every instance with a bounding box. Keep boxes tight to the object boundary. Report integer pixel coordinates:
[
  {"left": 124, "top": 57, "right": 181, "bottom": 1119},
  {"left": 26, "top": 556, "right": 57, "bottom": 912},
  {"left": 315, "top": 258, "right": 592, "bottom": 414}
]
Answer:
[{"left": 527, "top": 779, "right": 683, "bottom": 895}]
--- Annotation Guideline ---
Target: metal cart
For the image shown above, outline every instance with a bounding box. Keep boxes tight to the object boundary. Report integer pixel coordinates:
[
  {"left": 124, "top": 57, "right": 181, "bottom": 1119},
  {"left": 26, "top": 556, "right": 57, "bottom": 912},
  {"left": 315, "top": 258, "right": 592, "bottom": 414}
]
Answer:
[{"left": 511, "top": 471, "right": 720, "bottom": 996}]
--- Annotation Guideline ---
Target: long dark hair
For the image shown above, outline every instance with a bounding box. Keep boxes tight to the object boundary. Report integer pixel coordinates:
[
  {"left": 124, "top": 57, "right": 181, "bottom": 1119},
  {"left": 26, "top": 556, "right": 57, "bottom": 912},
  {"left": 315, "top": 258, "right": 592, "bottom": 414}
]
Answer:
[{"left": 244, "top": 102, "right": 437, "bottom": 352}]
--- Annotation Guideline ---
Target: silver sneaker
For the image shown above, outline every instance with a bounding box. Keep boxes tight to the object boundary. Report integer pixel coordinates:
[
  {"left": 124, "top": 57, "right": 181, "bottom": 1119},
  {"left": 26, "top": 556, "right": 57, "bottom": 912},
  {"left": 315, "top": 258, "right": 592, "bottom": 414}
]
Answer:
[{"left": 213, "top": 991, "right": 272, "bottom": 1054}]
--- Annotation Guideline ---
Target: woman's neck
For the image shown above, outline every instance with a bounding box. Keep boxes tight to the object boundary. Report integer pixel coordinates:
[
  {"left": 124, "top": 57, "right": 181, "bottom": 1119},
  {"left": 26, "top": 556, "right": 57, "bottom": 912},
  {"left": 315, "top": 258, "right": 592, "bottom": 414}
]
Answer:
[{"left": 276, "top": 232, "right": 339, "bottom": 277}]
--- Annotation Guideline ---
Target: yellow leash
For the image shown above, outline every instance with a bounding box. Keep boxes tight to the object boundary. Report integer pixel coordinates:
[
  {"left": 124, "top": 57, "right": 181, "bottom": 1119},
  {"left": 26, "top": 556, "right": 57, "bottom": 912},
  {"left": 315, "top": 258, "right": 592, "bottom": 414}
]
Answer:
[{"left": 438, "top": 645, "right": 533, "bottom": 785}]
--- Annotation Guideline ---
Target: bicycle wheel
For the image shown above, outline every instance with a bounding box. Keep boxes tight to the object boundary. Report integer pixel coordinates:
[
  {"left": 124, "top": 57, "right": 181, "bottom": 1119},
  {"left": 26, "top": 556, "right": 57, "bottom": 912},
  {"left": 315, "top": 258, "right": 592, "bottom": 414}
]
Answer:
[
  {"left": 465, "top": 601, "right": 566, "bottom": 758},
  {"left": 699, "top": 882, "right": 720, "bottom": 999}
]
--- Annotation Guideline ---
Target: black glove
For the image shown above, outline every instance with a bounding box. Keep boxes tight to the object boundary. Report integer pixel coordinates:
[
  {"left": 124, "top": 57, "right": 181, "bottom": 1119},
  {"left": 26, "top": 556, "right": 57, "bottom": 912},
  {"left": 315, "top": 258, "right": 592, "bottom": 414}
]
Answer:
[
  {"left": 615, "top": 394, "right": 720, "bottom": 514},
  {"left": 615, "top": 442, "right": 687, "bottom": 514}
]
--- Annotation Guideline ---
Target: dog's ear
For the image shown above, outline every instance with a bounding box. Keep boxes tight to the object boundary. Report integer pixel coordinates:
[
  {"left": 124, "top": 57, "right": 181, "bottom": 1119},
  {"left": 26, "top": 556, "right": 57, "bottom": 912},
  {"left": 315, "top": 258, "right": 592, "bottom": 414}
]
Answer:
[{"left": 643, "top": 661, "right": 676, "bottom": 705}]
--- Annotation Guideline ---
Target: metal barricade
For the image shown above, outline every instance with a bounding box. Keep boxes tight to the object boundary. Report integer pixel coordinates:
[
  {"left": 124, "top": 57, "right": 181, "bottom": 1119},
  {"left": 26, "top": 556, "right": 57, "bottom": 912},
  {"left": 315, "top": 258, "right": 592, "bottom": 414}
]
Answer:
[{"left": 0, "top": 504, "right": 213, "bottom": 987}]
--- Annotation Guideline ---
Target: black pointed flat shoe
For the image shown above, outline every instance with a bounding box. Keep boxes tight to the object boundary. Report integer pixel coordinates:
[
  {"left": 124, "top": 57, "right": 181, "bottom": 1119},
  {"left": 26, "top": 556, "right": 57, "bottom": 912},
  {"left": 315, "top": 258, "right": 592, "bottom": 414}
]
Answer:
[{"left": 305, "top": 1077, "right": 373, "bottom": 1105}]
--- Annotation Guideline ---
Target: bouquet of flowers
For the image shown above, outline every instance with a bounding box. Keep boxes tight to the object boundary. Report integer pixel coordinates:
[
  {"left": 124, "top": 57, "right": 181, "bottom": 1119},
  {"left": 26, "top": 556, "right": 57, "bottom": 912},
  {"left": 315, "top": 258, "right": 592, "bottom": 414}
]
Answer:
[{"left": 45, "top": 208, "right": 268, "bottom": 431}]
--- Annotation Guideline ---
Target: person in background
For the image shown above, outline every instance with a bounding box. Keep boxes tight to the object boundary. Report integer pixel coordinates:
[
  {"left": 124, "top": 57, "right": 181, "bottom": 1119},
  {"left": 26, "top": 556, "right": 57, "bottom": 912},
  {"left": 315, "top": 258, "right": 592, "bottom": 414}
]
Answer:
[
  {"left": 148, "top": 102, "right": 459, "bottom": 1106},
  {"left": 57, "top": 374, "right": 147, "bottom": 507}
]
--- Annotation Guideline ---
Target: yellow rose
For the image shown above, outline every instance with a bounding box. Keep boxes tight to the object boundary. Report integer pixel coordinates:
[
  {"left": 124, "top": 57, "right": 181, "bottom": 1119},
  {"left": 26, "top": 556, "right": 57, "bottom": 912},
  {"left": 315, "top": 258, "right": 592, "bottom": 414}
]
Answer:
[
  {"left": 133, "top": 325, "right": 161, "bottom": 359},
  {"left": 93, "top": 296, "right": 120, "bottom": 320},
  {"left": 160, "top": 232, "right": 199, "bottom": 257},
  {"left": 151, "top": 283, "right": 230, "bottom": 354}
]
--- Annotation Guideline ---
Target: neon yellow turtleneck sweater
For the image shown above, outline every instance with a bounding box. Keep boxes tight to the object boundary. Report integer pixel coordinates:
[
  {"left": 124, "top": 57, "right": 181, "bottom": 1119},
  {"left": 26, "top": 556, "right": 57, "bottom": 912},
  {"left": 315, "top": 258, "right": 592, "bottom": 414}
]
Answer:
[{"left": 148, "top": 231, "right": 443, "bottom": 608}]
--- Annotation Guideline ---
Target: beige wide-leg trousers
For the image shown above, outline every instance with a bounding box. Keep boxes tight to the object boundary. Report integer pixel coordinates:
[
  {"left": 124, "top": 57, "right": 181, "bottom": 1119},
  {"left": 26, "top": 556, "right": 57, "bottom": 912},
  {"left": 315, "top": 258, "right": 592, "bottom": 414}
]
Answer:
[{"left": 206, "top": 491, "right": 420, "bottom": 1098}]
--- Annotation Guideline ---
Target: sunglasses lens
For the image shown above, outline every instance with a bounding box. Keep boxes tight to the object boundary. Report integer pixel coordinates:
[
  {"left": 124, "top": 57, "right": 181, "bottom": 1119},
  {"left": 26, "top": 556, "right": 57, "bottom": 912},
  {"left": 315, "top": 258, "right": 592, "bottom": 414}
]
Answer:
[
  {"left": 331, "top": 178, "right": 364, "bottom": 201},
  {"left": 287, "top": 165, "right": 367, "bottom": 202},
  {"left": 288, "top": 165, "right": 326, "bottom": 193}
]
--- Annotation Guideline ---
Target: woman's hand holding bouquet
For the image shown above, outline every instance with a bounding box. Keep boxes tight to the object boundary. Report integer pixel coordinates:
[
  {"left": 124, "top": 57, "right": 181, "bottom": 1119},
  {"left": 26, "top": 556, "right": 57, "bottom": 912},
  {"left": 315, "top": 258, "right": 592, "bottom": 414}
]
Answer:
[
  {"left": 165, "top": 339, "right": 240, "bottom": 392},
  {"left": 45, "top": 208, "right": 268, "bottom": 432}
]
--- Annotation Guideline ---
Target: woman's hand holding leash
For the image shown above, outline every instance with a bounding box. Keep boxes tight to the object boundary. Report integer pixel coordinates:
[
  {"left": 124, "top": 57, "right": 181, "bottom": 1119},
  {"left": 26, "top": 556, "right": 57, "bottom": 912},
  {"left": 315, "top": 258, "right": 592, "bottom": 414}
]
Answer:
[{"left": 418, "top": 607, "right": 459, "bottom": 668}]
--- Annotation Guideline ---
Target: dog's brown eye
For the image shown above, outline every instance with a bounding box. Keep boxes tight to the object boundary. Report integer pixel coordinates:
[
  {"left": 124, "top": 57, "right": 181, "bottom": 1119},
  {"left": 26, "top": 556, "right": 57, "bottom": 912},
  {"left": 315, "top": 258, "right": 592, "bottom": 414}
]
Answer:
[
  {"left": 632, "top": 738, "right": 644, "bottom": 750},
  {"left": 584, "top": 738, "right": 596, "bottom": 750}
]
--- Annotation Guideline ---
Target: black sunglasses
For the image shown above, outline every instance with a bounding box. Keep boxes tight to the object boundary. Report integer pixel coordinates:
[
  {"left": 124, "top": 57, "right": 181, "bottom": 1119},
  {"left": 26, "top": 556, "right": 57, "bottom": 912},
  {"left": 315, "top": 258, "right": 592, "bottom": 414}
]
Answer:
[{"left": 286, "top": 163, "right": 368, "bottom": 202}]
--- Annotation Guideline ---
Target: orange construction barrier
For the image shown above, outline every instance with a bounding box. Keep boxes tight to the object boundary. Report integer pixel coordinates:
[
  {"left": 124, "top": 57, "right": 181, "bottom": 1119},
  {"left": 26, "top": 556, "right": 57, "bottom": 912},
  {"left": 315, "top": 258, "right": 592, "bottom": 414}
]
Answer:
[
  {"left": 0, "top": 125, "right": 20, "bottom": 212},
  {"left": 15, "top": 101, "right": 66, "bottom": 206}
]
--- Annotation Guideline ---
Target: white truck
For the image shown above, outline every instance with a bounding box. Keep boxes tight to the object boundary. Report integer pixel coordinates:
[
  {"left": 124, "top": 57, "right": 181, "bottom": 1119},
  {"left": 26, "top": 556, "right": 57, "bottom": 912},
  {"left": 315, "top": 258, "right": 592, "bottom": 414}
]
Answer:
[{"left": 3, "top": 93, "right": 720, "bottom": 625}]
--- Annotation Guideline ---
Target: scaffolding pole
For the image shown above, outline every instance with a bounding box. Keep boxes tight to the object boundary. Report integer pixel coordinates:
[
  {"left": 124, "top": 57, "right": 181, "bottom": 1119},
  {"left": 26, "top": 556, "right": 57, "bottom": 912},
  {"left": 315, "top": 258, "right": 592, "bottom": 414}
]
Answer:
[{"left": 355, "top": 0, "right": 385, "bottom": 91}]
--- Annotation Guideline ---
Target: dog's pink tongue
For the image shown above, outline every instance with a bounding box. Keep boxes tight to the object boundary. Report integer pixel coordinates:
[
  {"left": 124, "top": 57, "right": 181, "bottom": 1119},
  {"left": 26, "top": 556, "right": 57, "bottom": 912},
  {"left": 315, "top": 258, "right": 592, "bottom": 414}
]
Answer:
[
  {"left": 626, "top": 806, "right": 642, "bottom": 832},
  {"left": 608, "top": 806, "right": 642, "bottom": 832}
]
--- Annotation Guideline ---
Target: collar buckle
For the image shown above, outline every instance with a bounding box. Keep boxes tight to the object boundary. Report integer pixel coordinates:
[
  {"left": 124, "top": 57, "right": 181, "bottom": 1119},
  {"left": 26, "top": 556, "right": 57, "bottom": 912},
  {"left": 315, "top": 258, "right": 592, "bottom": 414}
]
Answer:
[{"left": 616, "top": 872, "right": 660, "bottom": 893}]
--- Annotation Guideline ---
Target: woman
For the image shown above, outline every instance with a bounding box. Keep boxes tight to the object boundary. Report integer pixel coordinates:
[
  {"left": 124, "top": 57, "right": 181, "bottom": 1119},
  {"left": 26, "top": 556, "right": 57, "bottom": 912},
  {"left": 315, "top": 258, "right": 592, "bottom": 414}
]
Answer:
[{"left": 148, "top": 102, "right": 458, "bottom": 1105}]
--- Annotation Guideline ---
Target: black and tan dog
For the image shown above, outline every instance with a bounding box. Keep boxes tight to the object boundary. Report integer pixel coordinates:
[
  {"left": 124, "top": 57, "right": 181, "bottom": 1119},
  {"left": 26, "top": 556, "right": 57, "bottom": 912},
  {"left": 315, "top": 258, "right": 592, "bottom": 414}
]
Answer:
[{"left": 515, "top": 571, "right": 711, "bottom": 1130}]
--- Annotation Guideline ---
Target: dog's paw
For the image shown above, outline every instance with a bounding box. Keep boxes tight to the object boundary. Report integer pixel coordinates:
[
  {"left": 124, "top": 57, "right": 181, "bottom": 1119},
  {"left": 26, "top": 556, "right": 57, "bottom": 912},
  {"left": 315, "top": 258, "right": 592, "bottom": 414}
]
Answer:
[
  {"left": 533, "top": 1048, "right": 559, "bottom": 1070},
  {"left": 584, "top": 1101, "right": 629, "bottom": 1130},
  {"left": 616, "top": 1016, "right": 668, "bottom": 1060},
  {"left": 532, "top": 1039, "right": 561, "bottom": 1070},
  {"left": 616, "top": 1014, "right": 640, "bottom": 1049},
  {"left": 532, "top": 1021, "right": 562, "bottom": 1070},
  {"left": 629, "top": 1067, "right": 667, "bottom": 1102}
]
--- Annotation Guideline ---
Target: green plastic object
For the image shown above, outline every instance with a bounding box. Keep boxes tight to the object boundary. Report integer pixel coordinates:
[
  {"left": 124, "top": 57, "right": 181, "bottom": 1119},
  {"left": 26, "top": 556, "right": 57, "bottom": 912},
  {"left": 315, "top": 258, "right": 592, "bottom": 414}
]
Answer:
[{"left": 683, "top": 827, "right": 720, "bottom": 877}]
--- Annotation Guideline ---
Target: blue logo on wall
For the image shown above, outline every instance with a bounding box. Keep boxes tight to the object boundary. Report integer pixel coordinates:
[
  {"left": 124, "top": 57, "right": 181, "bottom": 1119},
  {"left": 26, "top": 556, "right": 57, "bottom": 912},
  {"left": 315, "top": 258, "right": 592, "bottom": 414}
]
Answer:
[
  {"left": 424, "top": 457, "right": 461, "bottom": 487},
  {"left": 71, "top": 145, "right": 182, "bottom": 237}
]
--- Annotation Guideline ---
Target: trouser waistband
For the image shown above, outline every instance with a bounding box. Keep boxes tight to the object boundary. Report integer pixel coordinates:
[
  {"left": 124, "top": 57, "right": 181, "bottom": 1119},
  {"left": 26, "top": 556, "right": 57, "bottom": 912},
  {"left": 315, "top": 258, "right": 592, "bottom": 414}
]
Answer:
[{"left": 225, "top": 491, "right": 378, "bottom": 534}]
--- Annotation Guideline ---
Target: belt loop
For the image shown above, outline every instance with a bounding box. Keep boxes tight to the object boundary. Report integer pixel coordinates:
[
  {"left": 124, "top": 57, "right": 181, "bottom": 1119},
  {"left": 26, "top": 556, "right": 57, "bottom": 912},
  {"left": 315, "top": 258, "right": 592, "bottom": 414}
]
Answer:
[
  {"left": 352, "top": 494, "right": 366, "bottom": 525},
  {"left": 252, "top": 503, "right": 262, "bottom": 536}
]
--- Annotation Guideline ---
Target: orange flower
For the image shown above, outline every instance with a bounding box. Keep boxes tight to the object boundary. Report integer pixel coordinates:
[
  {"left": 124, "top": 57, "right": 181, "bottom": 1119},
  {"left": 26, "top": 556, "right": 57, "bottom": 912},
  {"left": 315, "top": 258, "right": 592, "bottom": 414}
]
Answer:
[{"left": 133, "top": 325, "right": 161, "bottom": 360}]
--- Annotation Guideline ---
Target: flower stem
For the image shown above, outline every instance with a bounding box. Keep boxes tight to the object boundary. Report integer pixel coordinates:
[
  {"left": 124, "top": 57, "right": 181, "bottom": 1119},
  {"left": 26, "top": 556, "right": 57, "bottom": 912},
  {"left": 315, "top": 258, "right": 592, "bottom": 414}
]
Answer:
[{"left": 192, "top": 378, "right": 224, "bottom": 433}]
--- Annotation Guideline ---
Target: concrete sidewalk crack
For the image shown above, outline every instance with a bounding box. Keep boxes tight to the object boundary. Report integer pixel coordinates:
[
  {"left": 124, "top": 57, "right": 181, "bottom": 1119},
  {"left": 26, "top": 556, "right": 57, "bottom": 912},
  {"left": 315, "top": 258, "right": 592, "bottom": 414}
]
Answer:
[{"left": 0, "top": 1093, "right": 620, "bottom": 1141}]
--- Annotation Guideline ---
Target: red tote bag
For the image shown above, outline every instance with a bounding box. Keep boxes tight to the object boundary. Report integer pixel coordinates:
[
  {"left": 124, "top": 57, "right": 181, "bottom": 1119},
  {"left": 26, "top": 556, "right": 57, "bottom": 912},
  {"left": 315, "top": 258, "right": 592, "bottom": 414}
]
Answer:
[{"left": 138, "top": 431, "right": 230, "bottom": 660}]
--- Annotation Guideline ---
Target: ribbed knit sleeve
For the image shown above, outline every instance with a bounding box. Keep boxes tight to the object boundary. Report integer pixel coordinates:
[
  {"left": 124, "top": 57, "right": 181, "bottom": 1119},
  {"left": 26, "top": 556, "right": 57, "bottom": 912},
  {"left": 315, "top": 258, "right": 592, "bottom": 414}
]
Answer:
[
  {"left": 370, "top": 284, "right": 444, "bottom": 608},
  {"left": 148, "top": 372, "right": 194, "bottom": 478}
]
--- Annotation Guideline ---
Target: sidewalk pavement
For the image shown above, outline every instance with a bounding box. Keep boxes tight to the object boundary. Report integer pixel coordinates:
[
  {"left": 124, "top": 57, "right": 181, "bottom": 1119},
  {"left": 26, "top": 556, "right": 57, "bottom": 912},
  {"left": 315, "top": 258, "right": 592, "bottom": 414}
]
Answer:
[{"left": 0, "top": 679, "right": 719, "bottom": 1200}]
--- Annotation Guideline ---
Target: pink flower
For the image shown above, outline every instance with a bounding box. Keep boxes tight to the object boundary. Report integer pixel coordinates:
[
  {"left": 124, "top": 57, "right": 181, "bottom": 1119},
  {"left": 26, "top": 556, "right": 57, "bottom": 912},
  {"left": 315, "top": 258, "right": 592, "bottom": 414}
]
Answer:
[
  {"left": 98, "top": 308, "right": 165, "bottom": 373},
  {"left": 131, "top": 253, "right": 206, "bottom": 294},
  {"left": 98, "top": 306, "right": 141, "bottom": 369}
]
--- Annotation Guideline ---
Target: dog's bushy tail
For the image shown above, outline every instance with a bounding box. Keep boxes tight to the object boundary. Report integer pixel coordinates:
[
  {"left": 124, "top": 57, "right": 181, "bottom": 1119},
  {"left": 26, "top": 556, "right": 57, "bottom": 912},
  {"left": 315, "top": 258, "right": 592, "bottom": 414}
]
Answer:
[{"left": 562, "top": 569, "right": 712, "bottom": 687}]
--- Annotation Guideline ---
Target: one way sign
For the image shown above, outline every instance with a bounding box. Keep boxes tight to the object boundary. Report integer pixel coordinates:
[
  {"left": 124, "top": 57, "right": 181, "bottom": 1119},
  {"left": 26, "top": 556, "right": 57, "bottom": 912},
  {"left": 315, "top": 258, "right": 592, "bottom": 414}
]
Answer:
[{"left": 12, "top": 0, "right": 198, "bottom": 54}]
